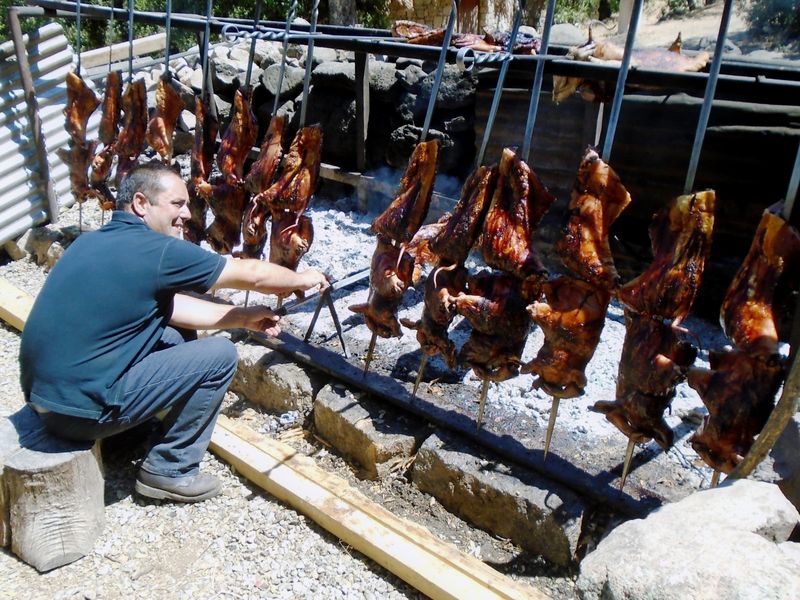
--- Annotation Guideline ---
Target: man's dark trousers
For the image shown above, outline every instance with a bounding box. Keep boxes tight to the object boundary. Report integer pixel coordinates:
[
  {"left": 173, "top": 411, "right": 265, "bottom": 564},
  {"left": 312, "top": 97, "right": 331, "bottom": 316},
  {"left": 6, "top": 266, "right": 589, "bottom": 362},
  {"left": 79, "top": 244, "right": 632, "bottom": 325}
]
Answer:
[{"left": 39, "top": 327, "right": 238, "bottom": 477}]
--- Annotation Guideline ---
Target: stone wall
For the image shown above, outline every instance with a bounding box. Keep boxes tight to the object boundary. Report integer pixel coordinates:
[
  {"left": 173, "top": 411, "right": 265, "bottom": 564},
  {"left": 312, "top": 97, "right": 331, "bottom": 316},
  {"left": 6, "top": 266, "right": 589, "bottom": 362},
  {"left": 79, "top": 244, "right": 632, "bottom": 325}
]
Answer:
[{"left": 387, "top": 0, "right": 517, "bottom": 31}]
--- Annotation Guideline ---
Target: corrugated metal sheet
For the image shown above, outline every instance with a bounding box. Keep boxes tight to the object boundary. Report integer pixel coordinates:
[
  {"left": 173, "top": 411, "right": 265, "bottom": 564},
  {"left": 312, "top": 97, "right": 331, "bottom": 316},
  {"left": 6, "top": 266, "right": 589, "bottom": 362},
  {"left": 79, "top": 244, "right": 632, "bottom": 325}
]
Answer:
[{"left": 0, "top": 23, "right": 101, "bottom": 246}]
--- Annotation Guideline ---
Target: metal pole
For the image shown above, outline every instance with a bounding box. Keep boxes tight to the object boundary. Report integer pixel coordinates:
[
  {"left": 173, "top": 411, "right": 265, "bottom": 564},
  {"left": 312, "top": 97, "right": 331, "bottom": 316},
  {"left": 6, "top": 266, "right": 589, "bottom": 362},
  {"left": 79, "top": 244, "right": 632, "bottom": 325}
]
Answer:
[
  {"left": 201, "top": 0, "right": 212, "bottom": 98},
  {"left": 782, "top": 142, "right": 800, "bottom": 222},
  {"left": 683, "top": 0, "right": 734, "bottom": 194},
  {"left": 273, "top": 0, "right": 299, "bottom": 115},
  {"left": 245, "top": 0, "right": 263, "bottom": 89},
  {"left": 521, "top": 0, "right": 556, "bottom": 162},
  {"left": 299, "top": 0, "right": 321, "bottom": 127},
  {"left": 127, "top": 0, "right": 134, "bottom": 83},
  {"left": 601, "top": 0, "right": 644, "bottom": 162},
  {"left": 474, "top": 0, "right": 526, "bottom": 167},
  {"left": 75, "top": 0, "right": 82, "bottom": 74},
  {"left": 420, "top": 0, "right": 460, "bottom": 142},
  {"left": 164, "top": 0, "right": 172, "bottom": 74}
]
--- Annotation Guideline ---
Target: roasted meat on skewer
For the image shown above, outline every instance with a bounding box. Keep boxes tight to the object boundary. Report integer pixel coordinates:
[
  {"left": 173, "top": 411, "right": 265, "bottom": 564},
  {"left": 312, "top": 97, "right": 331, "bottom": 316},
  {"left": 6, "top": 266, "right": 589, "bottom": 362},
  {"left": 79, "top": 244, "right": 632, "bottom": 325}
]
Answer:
[
  {"left": 57, "top": 140, "right": 108, "bottom": 206},
  {"left": 556, "top": 147, "right": 632, "bottom": 291},
  {"left": 268, "top": 212, "right": 314, "bottom": 293},
  {"left": 184, "top": 95, "right": 219, "bottom": 244},
  {"left": 592, "top": 310, "right": 697, "bottom": 449},
  {"left": 115, "top": 79, "right": 148, "bottom": 185},
  {"left": 618, "top": 191, "right": 715, "bottom": 323},
  {"left": 145, "top": 75, "right": 185, "bottom": 164},
  {"left": 206, "top": 183, "right": 248, "bottom": 254},
  {"left": 480, "top": 147, "right": 555, "bottom": 295},
  {"left": 372, "top": 140, "right": 439, "bottom": 244},
  {"left": 241, "top": 115, "right": 287, "bottom": 257},
  {"left": 720, "top": 210, "right": 800, "bottom": 362},
  {"left": 455, "top": 272, "right": 531, "bottom": 382},
  {"left": 405, "top": 218, "right": 450, "bottom": 285},
  {"left": 89, "top": 70, "right": 122, "bottom": 210},
  {"left": 215, "top": 88, "right": 259, "bottom": 189},
  {"left": 522, "top": 276, "right": 611, "bottom": 399},
  {"left": 64, "top": 71, "right": 101, "bottom": 145},
  {"left": 349, "top": 234, "right": 415, "bottom": 338},
  {"left": 688, "top": 349, "right": 784, "bottom": 473}
]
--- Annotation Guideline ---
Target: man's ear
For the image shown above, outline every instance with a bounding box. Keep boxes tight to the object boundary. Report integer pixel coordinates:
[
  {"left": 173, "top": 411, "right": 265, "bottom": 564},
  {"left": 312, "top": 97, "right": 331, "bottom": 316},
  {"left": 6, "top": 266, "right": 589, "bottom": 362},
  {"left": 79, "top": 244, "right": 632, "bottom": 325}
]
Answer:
[{"left": 131, "top": 191, "right": 149, "bottom": 217}]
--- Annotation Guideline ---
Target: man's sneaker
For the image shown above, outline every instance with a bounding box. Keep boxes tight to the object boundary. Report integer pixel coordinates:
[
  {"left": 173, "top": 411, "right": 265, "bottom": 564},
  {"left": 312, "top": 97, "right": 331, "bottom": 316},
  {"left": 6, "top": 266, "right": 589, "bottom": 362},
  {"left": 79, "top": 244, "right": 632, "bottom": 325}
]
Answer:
[{"left": 135, "top": 470, "right": 221, "bottom": 503}]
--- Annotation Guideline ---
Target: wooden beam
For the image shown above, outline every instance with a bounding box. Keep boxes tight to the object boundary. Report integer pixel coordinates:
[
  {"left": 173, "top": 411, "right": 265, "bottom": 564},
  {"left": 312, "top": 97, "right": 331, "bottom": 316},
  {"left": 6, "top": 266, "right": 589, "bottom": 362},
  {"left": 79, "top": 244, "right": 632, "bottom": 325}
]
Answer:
[
  {"left": 210, "top": 415, "right": 547, "bottom": 600},
  {"left": 0, "top": 277, "right": 34, "bottom": 332},
  {"left": 80, "top": 33, "right": 167, "bottom": 70}
]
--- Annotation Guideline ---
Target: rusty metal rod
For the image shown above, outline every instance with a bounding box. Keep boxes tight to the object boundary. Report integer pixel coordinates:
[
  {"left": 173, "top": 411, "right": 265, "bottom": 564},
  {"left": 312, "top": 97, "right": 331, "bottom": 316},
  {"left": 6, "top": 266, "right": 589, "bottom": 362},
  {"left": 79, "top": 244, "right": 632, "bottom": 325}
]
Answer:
[{"left": 683, "top": 0, "right": 734, "bottom": 194}]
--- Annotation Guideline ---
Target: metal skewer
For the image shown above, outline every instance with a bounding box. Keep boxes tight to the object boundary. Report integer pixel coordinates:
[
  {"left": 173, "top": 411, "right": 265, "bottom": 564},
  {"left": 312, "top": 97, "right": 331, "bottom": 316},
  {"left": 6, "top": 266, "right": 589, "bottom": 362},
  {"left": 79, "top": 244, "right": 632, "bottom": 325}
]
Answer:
[
  {"left": 521, "top": 0, "right": 556, "bottom": 162},
  {"left": 76, "top": 0, "right": 83, "bottom": 232},
  {"left": 412, "top": 354, "right": 428, "bottom": 396},
  {"left": 619, "top": 437, "right": 636, "bottom": 490},
  {"left": 710, "top": 470, "right": 721, "bottom": 488},
  {"left": 476, "top": 378, "right": 490, "bottom": 431},
  {"left": 298, "top": 0, "right": 320, "bottom": 128},
  {"left": 127, "top": 0, "right": 134, "bottom": 86},
  {"left": 542, "top": 396, "right": 560, "bottom": 461},
  {"left": 273, "top": 0, "right": 298, "bottom": 116},
  {"left": 362, "top": 329, "right": 377, "bottom": 376}
]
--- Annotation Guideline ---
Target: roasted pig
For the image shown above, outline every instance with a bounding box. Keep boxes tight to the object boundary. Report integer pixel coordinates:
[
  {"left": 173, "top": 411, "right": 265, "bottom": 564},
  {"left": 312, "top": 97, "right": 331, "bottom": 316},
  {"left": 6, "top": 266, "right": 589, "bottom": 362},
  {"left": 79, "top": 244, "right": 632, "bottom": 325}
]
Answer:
[
  {"left": 592, "top": 310, "right": 697, "bottom": 449},
  {"left": 269, "top": 212, "right": 314, "bottom": 297},
  {"left": 115, "top": 79, "right": 148, "bottom": 185},
  {"left": 688, "top": 349, "right": 784, "bottom": 473},
  {"left": 618, "top": 190, "right": 715, "bottom": 322},
  {"left": 428, "top": 164, "right": 497, "bottom": 265},
  {"left": 349, "top": 234, "right": 415, "bottom": 338},
  {"left": 406, "top": 218, "right": 450, "bottom": 285},
  {"left": 720, "top": 210, "right": 800, "bottom": 362},
  {"left": 216, "top": 88, "right": 259, "bottom": 188},
  {"left": 400, "top": 263, "right": 468, "bottom": 368},
  {"left": 63, "top": 71, "right": 101, "bottom": 145},
  {"left": 206, "top": 183, "right": 248, "bottom": 254},
  {"left": 57, "top": 140, "right": 107, "bottom": 206},
  {"left": 556, "top": 147, "right": 632, "bottom": 291},
  {"left": 184, "top": 95, "right": 219, "bottom": 244},
  {"left": 455, "top": 272, "right": 531, "bottom": 382},
  {"left": 145, "top": 75, "right": 185, "bottom": 163},
  {"left": 372, "top": 139, "right": 439, "bottom": 244},
  {"left": 90, "top": 70, "right": 123, "bottom": 210},
  {"left": 480, "top": 147, "right": 555, "bottom": 293},
  {"left": 522, "top": 276, "right": 610, "bottom": 398}
]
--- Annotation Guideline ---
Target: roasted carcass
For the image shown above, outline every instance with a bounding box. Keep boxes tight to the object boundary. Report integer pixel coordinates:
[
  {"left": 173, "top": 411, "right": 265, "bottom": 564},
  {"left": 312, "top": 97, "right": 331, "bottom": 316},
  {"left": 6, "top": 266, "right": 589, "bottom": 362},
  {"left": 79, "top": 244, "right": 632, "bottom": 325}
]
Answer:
[
  {"left": 269, "top": 212, "right": 314, "bottom": 277},
  {"left": 115, "top": 79, "right": 148, "bottom": 185},
  {"left": 372, "top": 140, "right": 439, "bottom": 244},
  {"left": 241, "top": 115, "right": 287, "bottom": 257},
  {"left": 349, "top": 234, "right": 415, "bottom": 338},
  {"left": 405, "top": 218, "right": 449, "bottom": 285},
  {"left": 480, "top": 147, "right": 555, "bottom": 295},
  {"left": 184, "top": 94, "right": 219, "bottom": 244},
  {"left": 57, "top": 140, "right": 108, "bottom": 206},
  {"left": 720, "top": 210, "right": 800, "bottom": 362},
  {"left": 592, "top": 310, "right": 697, "bottom": 449},
  {"left": 556, "top": 147, "right": 632, "bottom": 291},
  {"left": 392, "top": 20, "right": 540, "bottom": 54},
  {"left": 688, "top": 349, "right": 784, "bottom": 473},
  {"left": 145, "top": 75, "right": 184, "bottom": 163},
  {"left": 618, "top": 191, "right": 715, "bottom": 322},
  {"left": 455, "top": 272, "right": 531, "bottom": 382},
  {"left": 63, "top": 71, "right": 101, "bottom": 145},
  {"left": 90, "top": 70, "right": 122, "bottom": 210},
  {"left": 522, "top": 276, "right": 610, "bottom": 398}
]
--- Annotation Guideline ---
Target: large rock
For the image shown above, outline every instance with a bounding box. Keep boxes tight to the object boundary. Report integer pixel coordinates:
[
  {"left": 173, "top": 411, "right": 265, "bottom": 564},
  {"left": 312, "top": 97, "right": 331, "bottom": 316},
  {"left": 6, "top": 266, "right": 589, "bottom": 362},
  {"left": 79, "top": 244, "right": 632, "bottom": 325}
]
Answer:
[
  {"left": 577, "top": 479, "right": 800, "bottom": 600},
  {"left": 368, "top": 61, "right": 398, "bottom": 100},
  {"left": 412, "top": 430, "right": 585, "bottom": 567},
  {"left": 311, "top": 61, "right": 356, "bottom": 91},
  {"left": 418, "top": 65, "right": 476, "bottom": 110},
  {"left": 231, "top": 343, "right": 322, "bottom": 416},
  {"left": 260, "top": 64, "right": 306, "bottom": 102},
  {"left": 772, "top": 413, "right": 800, "bottom": 512},
  {"left": 313, "top": 383, "right": 427, "bottom": 479}
]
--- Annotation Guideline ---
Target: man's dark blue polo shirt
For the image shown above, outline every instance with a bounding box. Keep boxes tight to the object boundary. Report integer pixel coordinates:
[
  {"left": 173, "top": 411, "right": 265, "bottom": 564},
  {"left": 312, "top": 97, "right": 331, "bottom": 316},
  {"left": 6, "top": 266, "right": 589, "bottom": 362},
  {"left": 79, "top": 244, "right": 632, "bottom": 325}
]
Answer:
[{"left": 20, "top": 211, "right": 227, "bottom": 419}]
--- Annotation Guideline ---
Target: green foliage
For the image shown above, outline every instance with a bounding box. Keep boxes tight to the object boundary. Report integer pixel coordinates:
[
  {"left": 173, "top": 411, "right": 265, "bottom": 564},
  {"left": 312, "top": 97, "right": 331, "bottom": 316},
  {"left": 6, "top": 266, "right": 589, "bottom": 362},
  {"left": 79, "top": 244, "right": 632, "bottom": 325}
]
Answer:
[
  {"left": 744, "top": 0, "right": 800, "bottom": 36},
  {"left": 553, "top": 0, "right": 620, "bottom": 24}
]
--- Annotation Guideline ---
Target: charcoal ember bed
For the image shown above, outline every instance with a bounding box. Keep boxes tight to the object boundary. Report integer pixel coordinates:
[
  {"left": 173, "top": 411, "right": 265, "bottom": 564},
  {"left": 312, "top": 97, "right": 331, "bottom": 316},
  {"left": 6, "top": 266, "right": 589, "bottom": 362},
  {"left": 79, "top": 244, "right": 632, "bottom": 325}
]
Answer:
[{"left": 221, "top": 198, "right": 777, "bottom": 517}]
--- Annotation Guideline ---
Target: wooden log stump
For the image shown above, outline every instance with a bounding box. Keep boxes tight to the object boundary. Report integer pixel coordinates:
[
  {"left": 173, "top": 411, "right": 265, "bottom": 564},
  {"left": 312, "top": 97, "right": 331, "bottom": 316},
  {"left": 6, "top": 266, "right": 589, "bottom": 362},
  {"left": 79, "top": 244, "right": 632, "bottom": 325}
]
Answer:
[{"left": 1, "top": 406, "right": 104, "bottom": 572}]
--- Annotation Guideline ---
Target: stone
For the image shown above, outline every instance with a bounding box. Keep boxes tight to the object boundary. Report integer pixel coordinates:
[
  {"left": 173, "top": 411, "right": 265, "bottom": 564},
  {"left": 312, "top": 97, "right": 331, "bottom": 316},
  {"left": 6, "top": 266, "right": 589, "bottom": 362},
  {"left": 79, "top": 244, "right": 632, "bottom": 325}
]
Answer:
[
  {"left": 395, "top": 64, "right": 427, "bottom": 91},
  {"left": 418, "top": 65, "right": 476, "bottom": 110},
  {"left": 311, "top": 47, "right": 339, "bottom": 67},
  {"left": 178, "top": 109, "right": 196, "bottom": 132},
  {"left": 3, "top": 237, "right": 28, "bottom": 261},
  {"left": 311, "top": 61, "right": 356, "bottom": 90},
  {"left": 368, "top": 61, "right": 398, "bottom": 99},
  {"left": 772, "top": 413, "right": 800, "bottom": 512},
  {"left": 548, "top": 24, "right": 586, "bottom": 47},
  {"left": 173, "top": 130, "right": 194, "bottom": 157},
  {"left": 23, "top": 227, "right": 62, "bottom": 266},
  {"left": 189, "top": 68, "right": 204, "bottom": 92},
  {"left": 412, "top": 430, "right": 585, "bottom": 567},
  {"left": 230, "top": 343, "right": 321, "bottom": 416},
  {"left": 211, "top": 59, "right": 253, "bottom": 94},
  {"left": 260, "top": 64, "right": 305, "bottom": 101},
  {"left": 313, "top": 383, "right": 427, "bottom": 479},
  {"left": 577, "top": 479, "right": 800, "bottom": 600}
]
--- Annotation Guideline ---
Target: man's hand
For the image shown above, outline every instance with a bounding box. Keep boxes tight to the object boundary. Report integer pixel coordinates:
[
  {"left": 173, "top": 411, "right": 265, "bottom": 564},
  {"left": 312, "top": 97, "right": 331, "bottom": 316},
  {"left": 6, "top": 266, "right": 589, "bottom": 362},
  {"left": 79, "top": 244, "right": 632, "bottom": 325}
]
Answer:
[
  {"left": 238, "top": 305, "right": 282, "bottom": 337},
  {"left": 298, "top": 268, "right": 330, "bottom": 293}
]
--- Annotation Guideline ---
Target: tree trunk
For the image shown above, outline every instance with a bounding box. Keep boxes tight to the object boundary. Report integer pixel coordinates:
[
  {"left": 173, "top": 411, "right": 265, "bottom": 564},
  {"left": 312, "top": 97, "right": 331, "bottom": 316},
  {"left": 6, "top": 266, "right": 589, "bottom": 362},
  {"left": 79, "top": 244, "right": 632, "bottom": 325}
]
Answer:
[{"left": 329, "top": 0, "right": 356, "bottom": 26}]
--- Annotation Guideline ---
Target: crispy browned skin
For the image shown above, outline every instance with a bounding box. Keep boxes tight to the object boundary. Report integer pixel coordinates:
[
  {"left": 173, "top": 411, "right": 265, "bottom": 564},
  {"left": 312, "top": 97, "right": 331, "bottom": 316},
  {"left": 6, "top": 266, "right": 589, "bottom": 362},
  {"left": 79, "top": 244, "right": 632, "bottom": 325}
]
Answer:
[
  {"left": 401, "top": 263, "right": 468, "bottom": 368},
  {"left": 372, "top": 140, "right": 439, "bottom": 244},
  {"left": 406, "top": 219, "right": 449, "bottom": 285},
  {"left": 349, "top": 234, "right": 415, "bottom": 338},
  {"left": 480, "top": 147, "right": 554, "bottom": 288},
  {"left": 145, "top": 75, "right": 184, "bottom": 163},
  {"left": 618, "top": 190, "right": 715, "bottom": 322},
  {"left": 64, "top": 71, "right": 101, "bottom": 145},
  {"left": 522, "top": 276, "right": 610, "bottom": 398},
  {"left": 216, "top": 89, "right": 259, "bottom": 188},
  {"left": 115, "top": 79, "right": 148, "bottom": 184},
  {"left": 253, "top": 124, "right": 322, "bottom": 214},
  {"left": 429, "top": 165, "right": 497, "bottom": 265},
  {"left": 97, "top": 70, "right": 122, "bottom": 146},
  {"left": 184, "top": 95, "right": 219, "bottom": 244},
  {"left": 454, "top": 272, "right": 531, "bottom": 382},
  {"left": 57, "top": 141, "right": 107, "bottom": 206},
  {"left": 556, "top": 147, "right": 632, "bottom": 291},
  {"left": 206, "top": 183, "right": 248, "bottom": 254},
  {"left": 688, "top": 349, "right": 783, "bottom": 473},
  {"left": 721, "top": 210, "right": 800, "bottom": 362},
  {"left": 268, "top": 212, "right": 314, "bottom": 299},
  {"left": 591, "top": 310, "right": 696, "bottom": 450},
  {"left": 240, "top": 115, "right": 288, "bottom": 257}
]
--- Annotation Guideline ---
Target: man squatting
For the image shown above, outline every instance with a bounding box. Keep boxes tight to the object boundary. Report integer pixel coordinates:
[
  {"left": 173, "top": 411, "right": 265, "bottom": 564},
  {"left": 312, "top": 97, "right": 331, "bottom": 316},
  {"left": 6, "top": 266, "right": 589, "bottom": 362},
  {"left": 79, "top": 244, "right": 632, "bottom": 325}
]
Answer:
[{"left": 20, "top": 162, "right": 329, "bottom": 502}]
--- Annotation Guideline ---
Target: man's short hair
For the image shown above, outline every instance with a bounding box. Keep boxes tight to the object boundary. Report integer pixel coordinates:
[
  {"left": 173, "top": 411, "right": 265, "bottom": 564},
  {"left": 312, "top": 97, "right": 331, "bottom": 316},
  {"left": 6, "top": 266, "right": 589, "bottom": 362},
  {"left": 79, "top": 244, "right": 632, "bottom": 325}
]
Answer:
[{"left": 116, "top": 162, "right": 181, "bottom": 210}]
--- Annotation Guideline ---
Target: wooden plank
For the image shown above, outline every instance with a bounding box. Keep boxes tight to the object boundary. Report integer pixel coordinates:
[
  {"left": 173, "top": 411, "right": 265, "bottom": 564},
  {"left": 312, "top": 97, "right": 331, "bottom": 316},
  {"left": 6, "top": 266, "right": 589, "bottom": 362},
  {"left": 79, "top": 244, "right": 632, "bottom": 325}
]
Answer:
[
  {"left": 80, "top": 33, "right": 167, "bottom": 70},
  {"left": 210, "top": 415, "right": 547, "bottom": 600},
  {"left": 0, "top": 277, "right": 34, "bottom": 331}
]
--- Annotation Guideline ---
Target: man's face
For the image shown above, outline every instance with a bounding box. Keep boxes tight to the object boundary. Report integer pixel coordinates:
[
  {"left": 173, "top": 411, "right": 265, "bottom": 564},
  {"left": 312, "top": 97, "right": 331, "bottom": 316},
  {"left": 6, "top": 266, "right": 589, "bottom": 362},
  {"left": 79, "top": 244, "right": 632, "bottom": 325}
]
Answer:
[{"left": 137, "top": 174, "right": 191, "bottom": 238}]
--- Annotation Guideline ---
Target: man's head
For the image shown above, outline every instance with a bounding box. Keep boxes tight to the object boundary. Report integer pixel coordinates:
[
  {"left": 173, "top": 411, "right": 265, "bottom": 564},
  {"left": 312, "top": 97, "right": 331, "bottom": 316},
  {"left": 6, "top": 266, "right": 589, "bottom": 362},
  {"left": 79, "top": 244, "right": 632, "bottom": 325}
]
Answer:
[{"left": 117, "top": 162, "right": 191, "bottom": 238}]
